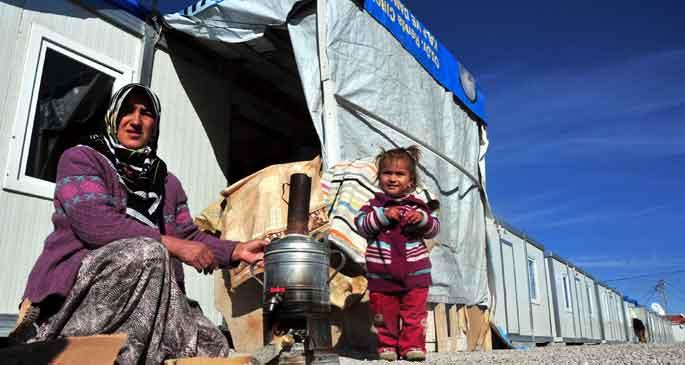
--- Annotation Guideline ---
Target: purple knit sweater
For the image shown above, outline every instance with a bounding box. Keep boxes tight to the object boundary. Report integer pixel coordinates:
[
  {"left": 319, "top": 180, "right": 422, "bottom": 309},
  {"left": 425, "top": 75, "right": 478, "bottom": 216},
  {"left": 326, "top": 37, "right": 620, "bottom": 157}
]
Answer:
[
  {"left": 22, "top": 145, "right": 237, "bottom": 304},
  {"left": 355, "top": 192, "right": 440, "bottom": 292}
]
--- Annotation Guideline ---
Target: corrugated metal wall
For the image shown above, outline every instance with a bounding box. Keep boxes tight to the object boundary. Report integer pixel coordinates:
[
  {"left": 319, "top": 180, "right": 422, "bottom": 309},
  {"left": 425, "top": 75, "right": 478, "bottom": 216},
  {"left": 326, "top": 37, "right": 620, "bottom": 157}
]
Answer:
[
  {"left": 597, "top": 285, "right": 625, "bottom": 342},
  {"left": 673, "top": 322, "right": 685, "bottom": 342},
  {"left": 500, "top": 238, "right": 520, "bottom": 335},
  {"left": 624, "top": 302, "right": 636, "bottom": 343},
  {"left": 585, "top": 277, "right": 602, "bottom": 341},
  {"left": 499, "top": 228, "right": 532, "bottom": 337},
  {"left": 527, "top": 242, "right": 553, "bottom": 339},
  {"left": 548, "top": 258, "right": 577, "bottom": 340},
  {"left": 572, "top": 271, "right": 590, "bottom": 340},
  {"left": 511, "top": 233, "right": 533, "bottom": 337},
  {"left": 487, "top": 219, "right": 507, "bottom": 331},
  {"left": 615, "top": 294, "right": 628, "bottom": 342},
  {"left": 0, "top": 0, "right": 141, "bottom": 315},
  {"left": 597, "top": 286, "right": 613, "bottom": 341}
]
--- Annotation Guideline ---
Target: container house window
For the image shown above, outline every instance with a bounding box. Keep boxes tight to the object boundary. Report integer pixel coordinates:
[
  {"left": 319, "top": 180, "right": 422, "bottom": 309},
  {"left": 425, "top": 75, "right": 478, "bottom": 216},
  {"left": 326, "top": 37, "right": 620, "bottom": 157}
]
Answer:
[
  {"left": 586, "top": 283, "right": 594, "bottom": 314},
  {"left": 527, "top": 257, "right": 539, "bottom": 303},
  {"left": 562, "top": 275, "right": 572, "bottom": 311},
  {"left": 4, "top": 25, "right": 132, "bottom": 198}
]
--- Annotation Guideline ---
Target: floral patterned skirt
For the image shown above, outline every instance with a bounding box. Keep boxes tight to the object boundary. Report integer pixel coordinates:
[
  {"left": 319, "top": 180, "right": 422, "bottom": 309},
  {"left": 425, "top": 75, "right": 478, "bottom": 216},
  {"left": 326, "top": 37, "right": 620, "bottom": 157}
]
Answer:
[{"left": 30, "top": 237, "right": 229, "bottom": 364}]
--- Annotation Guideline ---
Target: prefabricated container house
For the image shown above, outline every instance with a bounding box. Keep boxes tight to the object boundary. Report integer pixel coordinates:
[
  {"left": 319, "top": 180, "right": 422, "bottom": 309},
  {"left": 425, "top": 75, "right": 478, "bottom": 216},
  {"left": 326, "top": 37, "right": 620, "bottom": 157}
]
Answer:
[
  {"left": 491, "top": 221, "right": 531, "bottom": 343},
  {"left": 631, "top": 305, "right": 650, "bottom": 342},
  {"left": 629, "top": 306, "right": 674, "bottom": 344},
  {"left": 570, "top": 267, "right": 602, "bottom": 343},
  {"left": 524, "top": 236, "right": 554, "bottom": 344},
  {"left": 0, "top": 0, "right": 494, "bottom": 341},
  {"left": 626, "top": 304, "right": 675, "bottom": 345},
  {"left": 487, "top": 217, "right": 508, "bottom": 335},
  {"left": 490, "top": 220, "right": 554, "bottom": 345},
  {"left": 0, "top": 0, "right": 151, "bottom": 331},
  {"left": 623, "top": 297, "right": 639, "bottom": 343},
  {"left": 612, "top": 289, "right": 629, "bottom": 342},
  {"left": 646, "top": 310, "right": 659, "bottom": 343},
  {"left": 596, "top": 284, "right": 628, "bottom": 343},
  {"left": 665, "top": 316, "right": 674, "bottom": 342},
  {"left": 0, "top": 0, "right": 324, "bottom": 329},
  {"left": 654, "top": 312, "right": 674, "bottom": 343},
  {"left": 545, "top": 253, "right": 582, "bottom": 343},
  {"left": 596, "top": 284, "right": 615, "bottom": 342},
  {"left": 668, "top": 315, "right": 685, "bottom": 342}
]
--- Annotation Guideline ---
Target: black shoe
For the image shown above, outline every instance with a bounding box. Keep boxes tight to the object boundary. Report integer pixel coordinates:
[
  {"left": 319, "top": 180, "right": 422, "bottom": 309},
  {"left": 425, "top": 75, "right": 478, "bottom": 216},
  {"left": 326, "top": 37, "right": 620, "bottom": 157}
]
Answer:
[{"left": 7, "top": 305, "right": 40, "bottom": 345}]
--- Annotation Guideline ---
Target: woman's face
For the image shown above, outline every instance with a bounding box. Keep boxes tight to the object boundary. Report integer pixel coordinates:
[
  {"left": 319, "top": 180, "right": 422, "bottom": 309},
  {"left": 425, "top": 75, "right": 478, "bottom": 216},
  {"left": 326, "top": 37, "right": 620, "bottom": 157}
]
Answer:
[{"left": 116, "top": 92, "right": 156, "bottom": 150}]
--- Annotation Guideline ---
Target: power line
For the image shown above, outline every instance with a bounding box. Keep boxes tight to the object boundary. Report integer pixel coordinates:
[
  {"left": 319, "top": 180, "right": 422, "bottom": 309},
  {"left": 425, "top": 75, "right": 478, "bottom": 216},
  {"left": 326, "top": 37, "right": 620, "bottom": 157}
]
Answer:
[
  {"left": 663, "top": 282, "right": 685, "bottom": 302},
  {"left": 656, "top": 279, "right": 668, "bottom": 313},
  {"left": 604, "top": 269, "right": 685, "bottom": 282},
  {"left": 641, "top": 289, "right": 657, "bottom": 305}
]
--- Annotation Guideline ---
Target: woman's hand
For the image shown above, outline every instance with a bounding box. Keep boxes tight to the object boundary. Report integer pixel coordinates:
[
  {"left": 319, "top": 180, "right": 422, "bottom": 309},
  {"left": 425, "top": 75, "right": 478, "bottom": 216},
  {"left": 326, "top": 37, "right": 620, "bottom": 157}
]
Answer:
[
  {"left": 162, "top": 235, "right": 216, "bottom": 274},
  {"left": 231, "top": 239, "right": 268, "bottom": 266}
]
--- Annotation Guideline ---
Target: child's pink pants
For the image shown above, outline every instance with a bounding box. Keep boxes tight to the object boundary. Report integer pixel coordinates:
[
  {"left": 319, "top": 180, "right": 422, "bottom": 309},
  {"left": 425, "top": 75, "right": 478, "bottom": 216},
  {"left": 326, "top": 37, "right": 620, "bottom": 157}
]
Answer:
[{"left": 369, "top": 287, "right": 429, "bottom": 356}]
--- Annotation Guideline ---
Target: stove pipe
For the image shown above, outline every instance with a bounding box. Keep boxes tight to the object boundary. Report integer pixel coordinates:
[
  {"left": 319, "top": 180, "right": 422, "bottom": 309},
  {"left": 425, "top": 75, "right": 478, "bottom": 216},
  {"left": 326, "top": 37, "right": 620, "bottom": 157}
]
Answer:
[{"left": 286, "top": 173, "right": 311, "bottom": 235}]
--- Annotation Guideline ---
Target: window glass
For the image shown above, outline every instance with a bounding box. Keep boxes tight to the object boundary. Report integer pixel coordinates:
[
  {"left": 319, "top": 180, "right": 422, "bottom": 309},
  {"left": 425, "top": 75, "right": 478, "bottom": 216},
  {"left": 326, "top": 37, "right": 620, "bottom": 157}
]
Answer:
[
  {"left": 4, "top": 25, "right": 132, "bottom": 199},
  {"left": 587, "top": 283, "right": 593, "bottom": 314},
  {"left": 25, "top": 48, "right": 115, "bottom": 182},
  {"left": 562, "top": 275, "right": 571, "bottom": 310},
  {"left": 527, "top": 257, "right": 538, "bottom": 301}
]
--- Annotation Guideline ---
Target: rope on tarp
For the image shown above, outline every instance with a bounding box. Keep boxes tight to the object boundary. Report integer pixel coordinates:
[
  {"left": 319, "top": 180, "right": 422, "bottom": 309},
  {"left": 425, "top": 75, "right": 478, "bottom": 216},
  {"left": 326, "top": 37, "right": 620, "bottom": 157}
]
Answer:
[{"left": 334, "top": 94, "right": 483, "bottom": 192}]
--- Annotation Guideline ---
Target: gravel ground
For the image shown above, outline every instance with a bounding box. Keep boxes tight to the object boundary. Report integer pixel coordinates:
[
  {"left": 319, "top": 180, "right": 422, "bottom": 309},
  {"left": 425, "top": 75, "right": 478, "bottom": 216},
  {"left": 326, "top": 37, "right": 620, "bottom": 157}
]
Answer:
[{"left": 338, "top": 343, "right": 685, "bottom": 364}]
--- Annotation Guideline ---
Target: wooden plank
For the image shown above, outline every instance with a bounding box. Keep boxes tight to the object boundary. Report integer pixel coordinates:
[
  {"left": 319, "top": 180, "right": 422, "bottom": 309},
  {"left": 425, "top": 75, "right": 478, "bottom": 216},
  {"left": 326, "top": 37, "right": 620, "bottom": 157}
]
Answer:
[
  {"left": 448, "top": 304, "right": 460, "bottom": 352},
  {"left": 433, "top": 303, "right": 449, "bottom": 352},
  {"left": 0, "top": 334, "right": 126, "bottom": 365},
  {"left": 165, "top": 354, "right": 253, "bottom": 365},
  {"left": 466, "top": 306, "right": 489, "bottom": 352},
  {"left": 425, "top": 307, "right": 436, "bottom": 352}
]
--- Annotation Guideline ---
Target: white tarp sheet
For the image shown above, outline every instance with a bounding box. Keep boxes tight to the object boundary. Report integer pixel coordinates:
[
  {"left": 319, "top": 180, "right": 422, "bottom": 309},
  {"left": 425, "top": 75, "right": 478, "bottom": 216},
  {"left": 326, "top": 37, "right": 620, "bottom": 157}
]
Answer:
[{"left": 165, "top": 0, "right": 491, "bottom": 306}]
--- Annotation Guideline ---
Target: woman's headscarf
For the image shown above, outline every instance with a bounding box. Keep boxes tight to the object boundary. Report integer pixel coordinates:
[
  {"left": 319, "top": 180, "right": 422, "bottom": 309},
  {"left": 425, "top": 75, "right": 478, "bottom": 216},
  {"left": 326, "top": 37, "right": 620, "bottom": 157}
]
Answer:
[{"left": 84, "top": 83, "right": 167, "bottom": 231}]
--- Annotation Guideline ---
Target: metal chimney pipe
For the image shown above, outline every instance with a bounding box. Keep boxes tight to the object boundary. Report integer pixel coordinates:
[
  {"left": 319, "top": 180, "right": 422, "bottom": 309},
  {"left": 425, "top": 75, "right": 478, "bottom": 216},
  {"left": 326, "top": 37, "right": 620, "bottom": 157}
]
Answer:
[{"left": 286, "top": 173, "right": 311, "bottom": 235}]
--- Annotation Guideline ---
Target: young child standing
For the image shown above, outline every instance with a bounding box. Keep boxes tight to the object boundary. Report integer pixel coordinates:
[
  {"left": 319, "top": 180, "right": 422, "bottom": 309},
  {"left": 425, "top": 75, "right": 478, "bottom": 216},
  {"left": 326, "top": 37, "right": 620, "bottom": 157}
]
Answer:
[{"left": 355, "top": 146, "right": 440, "bottom": 361}]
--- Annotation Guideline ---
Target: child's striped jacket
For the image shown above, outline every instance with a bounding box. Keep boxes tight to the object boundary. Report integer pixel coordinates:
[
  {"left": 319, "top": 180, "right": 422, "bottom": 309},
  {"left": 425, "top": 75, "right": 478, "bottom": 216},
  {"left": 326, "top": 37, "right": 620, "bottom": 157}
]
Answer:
[{"left": 355, "top": 192, "right": 440, "bottom": 292}]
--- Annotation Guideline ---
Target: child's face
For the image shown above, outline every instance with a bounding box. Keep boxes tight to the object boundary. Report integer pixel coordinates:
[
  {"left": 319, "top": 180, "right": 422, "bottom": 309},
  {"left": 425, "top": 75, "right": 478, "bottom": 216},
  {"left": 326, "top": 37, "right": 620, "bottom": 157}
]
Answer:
[{"left": 379, "top": 158, "right": 414, "bottom": 198}]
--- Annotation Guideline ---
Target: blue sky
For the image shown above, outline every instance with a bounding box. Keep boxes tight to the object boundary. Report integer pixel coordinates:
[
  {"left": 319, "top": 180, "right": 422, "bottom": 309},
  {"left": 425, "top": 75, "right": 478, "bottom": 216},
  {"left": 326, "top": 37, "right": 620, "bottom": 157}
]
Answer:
[{"left": 404, "top": 0, "right": 685, "bottom": 312}]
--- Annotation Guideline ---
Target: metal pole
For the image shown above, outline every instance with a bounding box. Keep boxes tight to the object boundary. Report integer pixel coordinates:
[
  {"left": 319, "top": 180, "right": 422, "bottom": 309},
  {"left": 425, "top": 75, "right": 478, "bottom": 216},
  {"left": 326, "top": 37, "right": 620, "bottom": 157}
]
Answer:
[{"left": 316, "top": 0, "right": 340, "bottom": 168}]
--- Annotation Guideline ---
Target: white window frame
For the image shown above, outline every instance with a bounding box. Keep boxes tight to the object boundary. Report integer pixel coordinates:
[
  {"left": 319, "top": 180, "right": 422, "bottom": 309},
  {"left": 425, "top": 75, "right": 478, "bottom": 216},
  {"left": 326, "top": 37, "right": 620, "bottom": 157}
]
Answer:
[
  {"left": 527, "top": 256, "right": 540, "bottom": 304},
  {"left": 562, "top": 274, "right": 572, "bottom": 312},
  {"left": 3, "top": 24, "right": 133, "bottom": 199}
]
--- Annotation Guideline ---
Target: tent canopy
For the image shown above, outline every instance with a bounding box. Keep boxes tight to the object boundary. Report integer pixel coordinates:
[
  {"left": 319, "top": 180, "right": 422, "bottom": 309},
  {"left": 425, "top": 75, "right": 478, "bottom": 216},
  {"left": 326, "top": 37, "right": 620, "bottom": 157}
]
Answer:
[{"left": 108, "top": 0, "right": 493, "bottom": 306}]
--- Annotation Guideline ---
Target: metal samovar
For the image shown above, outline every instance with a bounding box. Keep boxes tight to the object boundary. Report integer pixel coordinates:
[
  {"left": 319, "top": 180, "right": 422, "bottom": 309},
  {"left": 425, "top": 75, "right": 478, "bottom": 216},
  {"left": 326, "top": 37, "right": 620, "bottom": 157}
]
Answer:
[{"left": 252, "top": 173, "right": 343, "bottom": 365}]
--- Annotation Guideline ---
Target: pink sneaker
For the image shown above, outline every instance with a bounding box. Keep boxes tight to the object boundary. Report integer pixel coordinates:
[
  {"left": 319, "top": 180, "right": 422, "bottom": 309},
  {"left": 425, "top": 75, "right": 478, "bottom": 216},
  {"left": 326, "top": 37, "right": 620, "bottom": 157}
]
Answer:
[
  {"left": 378, "top": 348, "right": 398, "bottom": 361},
  {"left": 404, "top": 348, "right": 426, "bottom": 361}
]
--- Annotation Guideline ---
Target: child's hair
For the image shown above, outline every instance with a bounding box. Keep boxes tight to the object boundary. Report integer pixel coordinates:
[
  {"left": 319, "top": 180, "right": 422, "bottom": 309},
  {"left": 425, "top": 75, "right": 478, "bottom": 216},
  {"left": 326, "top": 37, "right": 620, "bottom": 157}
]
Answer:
[{"left": 375, "top": 145, "right": 422, "bottom": 187}]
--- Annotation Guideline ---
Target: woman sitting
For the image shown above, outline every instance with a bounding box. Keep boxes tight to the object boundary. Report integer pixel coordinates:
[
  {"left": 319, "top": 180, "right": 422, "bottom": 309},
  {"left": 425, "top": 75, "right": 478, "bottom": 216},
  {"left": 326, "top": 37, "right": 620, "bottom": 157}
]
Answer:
[{"left": 11, "top": 83, "right": 266, "bottom": 364}]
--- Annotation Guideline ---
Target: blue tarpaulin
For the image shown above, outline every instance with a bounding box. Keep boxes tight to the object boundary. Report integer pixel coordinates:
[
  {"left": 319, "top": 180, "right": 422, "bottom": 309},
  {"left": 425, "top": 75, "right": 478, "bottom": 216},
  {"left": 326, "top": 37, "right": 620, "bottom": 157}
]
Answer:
[
  {"left": 104, "top": 0, "right": 204, "bottom": 17},
  {"left": 363, "top": 0, "right": 487, "bottom": 121}
]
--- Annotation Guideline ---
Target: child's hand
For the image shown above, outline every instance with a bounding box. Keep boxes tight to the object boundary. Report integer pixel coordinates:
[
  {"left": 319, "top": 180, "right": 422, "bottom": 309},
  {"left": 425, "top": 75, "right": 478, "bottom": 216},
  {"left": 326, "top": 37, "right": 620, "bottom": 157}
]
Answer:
[
  {"left": 404, "top": 210, "right": 423, "bottom": 225},
  {"left": 384, "top": 206, "right": 404, "bottom": 221}
]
